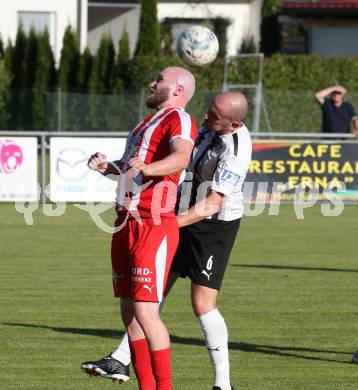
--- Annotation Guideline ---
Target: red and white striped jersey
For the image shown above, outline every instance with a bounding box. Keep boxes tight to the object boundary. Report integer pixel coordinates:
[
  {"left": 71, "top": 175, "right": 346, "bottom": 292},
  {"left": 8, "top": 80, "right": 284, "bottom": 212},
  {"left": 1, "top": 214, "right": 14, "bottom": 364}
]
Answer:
[{"left": 115, "top": 107, "right": 198, "bottom": 220}]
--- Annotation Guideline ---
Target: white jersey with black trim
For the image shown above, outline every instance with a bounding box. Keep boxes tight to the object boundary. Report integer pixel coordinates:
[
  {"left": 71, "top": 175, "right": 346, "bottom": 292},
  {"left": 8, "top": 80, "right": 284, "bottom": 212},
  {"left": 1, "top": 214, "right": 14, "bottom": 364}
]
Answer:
[{"left": 187, "top": 125, "right": 252, "bottom": 221}]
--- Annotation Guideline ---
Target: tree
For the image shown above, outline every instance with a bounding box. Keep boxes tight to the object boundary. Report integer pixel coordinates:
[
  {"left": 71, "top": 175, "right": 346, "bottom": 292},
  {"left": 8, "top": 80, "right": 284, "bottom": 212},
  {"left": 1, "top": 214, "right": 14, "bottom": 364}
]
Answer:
[
  {"left": 35, "top": 29, "right": 56, "bottom": 90},
  {"left": 239, "top": 36, "right": 258, "bottom": 54},
  {"left": 118, "top": 27, "right": 131, "bottom": 65},
  {"left": 0, "top": 34, "right": 4, "bottom": 59},
  {"left": 8, "top": 24, "right": 29, "bottom": 129},
  {"left": 87, "top": 35, "right": 115, "bottom": 130},
  {"left": 160, "top": 20, "right": 173, "bottom": 56},
  {"left": 25, "top": 27, "right": 38, "bottom": 89},
  {"left": 58, "top": 25, "right": 80, "bottom": 91},
  {"left": 33, "top": 29, "right": 56, "bottom": 129},
  {"left": 114, "top": 27, "right": 131, "bottom": 93},
  {"left": 77, "top": 47, "right": 93, "bottom": 92},
  {"left": 11, "top": 23, "right": 27, "bottom": 89},
  {"left": 212, "top": 17, "right": 231, "bottom": 58},
  {"left": 20, "top": 27, "right": 39, "bottom": 128},
  {"left": 135, "top": 0, "right": 160, "bottom": 56},
  {"left": 0, "top": 59, "right": 11, "bottom": 128},
  {"left": 4, "top": 40, "right": 13, "bottom": 74},
  {"left": 89, "top": 34, "right": 115, "bottom": 93},
  {"left": 260, "top": 0, "right": 281, "bottom": 55}
]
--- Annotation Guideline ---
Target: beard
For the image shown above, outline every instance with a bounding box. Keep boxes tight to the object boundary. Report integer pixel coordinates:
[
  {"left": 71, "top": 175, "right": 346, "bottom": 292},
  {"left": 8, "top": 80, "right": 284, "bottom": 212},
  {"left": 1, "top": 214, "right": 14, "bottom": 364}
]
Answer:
[{"left": 146, "top": 87, "right": 170, "bottom": 109}]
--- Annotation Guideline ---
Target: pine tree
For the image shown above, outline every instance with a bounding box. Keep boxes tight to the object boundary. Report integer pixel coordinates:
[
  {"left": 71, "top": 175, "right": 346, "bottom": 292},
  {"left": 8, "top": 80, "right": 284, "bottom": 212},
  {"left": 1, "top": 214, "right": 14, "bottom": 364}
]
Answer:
[
  {"left": 8, "top": 24, "right": 29, "bottom": 129},
  {"left": 58, "top": 25, "right": 80, "bottom": 91},
  {"left": 0, "top": 52, "right": 11, "bottom": 128},
  {"left": 212, "top": 17, "right": 231, "bottom": 58},
  {"left": 260, "top": 0, "right": 281, "bottom": 55},
  {"left": 0, "top": 34, "right": 4, "bottom": 59},
  {"left": 135, "top": 0, "right": 160, "bottom": 56},
  {"left": 77, "top": 47, "right": 93, "bottom": 92},
  {"left": 33, "top": 29, "right": 56, "bottom": 129},
  {"left": 25, "top": 27, "right": 38, "bottom": 89},
  {"left": 3, "top": 40, "right": 13, "bottom": 128},
  {"left": 114, "top": 27, "right": 131, "bottom": 93},
  {"left": 20, "top": 27, "right": 39, "bottom": 128},
  {"left": 118, "top": 27, "right": 131, "bottom": 65},
  {"left": 86, "top": 35, "right": 115, "bottom": 131},
  {"left": 4, "top": 40, "right": 13, "bottom": 73},
  {"left": 11, "top": 23, "right": 27, "bottom": 89},
  {"left": 34, "top": 29, "right": 56, "bottom": 91},
  {"left": 89, "top": 34, "right": 115, "bottom": 93}
]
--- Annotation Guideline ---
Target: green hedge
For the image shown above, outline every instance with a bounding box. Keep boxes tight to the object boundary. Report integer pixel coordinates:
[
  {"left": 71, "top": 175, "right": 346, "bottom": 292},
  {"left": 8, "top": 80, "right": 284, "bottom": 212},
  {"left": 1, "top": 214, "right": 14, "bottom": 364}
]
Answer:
[
  {"left": 3, "top": 52, "right": 358, "bottom": 132},
  {"left": 119, "top": 54, "right": 358, "bottom": 92},
  {"left": 264, "top": 55, "right": 358, "bottom": 90}
]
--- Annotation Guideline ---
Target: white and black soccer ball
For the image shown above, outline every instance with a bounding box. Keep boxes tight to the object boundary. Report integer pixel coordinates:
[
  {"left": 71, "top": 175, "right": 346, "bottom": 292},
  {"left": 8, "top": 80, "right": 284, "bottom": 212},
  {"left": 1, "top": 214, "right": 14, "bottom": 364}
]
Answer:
[{"left": 176, "top": 25, "right": 219, "bottom": 67}]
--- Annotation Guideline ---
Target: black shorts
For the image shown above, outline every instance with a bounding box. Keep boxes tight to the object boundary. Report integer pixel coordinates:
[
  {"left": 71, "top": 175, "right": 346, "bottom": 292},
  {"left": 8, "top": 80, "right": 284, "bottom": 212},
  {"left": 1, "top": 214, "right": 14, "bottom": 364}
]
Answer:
[{"left": 171, "top": 218, "right": 241, "bottom": 290}]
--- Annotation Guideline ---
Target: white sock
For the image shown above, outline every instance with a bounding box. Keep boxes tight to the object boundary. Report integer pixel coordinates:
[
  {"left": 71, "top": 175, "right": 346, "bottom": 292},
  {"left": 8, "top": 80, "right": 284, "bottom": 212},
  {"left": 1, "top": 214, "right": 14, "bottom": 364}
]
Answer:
[
  {"left": 198, "top": 308, "right": 231, "bottom": 390},
  {"left": 111, "top": 333, "right": 131, "bottom": 365},
  {"left": 112, "top": 298, "right": 166, "bottom": 365}
]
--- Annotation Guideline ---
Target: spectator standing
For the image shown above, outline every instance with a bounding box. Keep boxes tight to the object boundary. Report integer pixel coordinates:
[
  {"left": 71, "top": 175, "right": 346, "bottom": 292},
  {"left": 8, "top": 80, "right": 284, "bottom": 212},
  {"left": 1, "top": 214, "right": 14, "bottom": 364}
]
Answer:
[{"left": 315, "top": 85, "right": 358, "bottom": 138}]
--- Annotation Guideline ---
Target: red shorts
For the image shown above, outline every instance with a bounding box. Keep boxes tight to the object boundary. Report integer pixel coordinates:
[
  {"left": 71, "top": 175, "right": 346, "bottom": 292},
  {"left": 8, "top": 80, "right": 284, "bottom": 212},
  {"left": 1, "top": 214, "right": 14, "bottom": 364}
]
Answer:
[{"left": 111, "top": 215, "right": 179, "bottom": 302}]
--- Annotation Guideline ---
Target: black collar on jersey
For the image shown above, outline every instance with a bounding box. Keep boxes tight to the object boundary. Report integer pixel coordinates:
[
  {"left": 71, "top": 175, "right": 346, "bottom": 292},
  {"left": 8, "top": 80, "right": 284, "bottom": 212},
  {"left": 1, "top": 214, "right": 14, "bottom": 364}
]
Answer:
[
  {"left": 232, "top": 132, "right": 238, "bottom": 157},
  {"left": 196, "top": 127, "right": 238, "bottom": 157}
]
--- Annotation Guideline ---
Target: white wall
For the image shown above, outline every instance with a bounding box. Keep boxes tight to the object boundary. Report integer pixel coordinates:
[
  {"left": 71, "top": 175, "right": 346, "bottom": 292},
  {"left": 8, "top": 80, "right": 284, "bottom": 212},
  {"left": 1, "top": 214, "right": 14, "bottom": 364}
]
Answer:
[
  {"left": 248, "top": 0, "right": 262, "bottom": 48},
  {"left": 86, "top": 1, "right": 262, "bottom": 57},
  {"left": 87, "top": 6, "right": 139, "bottom": 56},
  {"left": 0, "top": 0, "right": 80, "bottom": 63},
  {"left": 157, "top": 1, "right": 261, "bottom": 55}
]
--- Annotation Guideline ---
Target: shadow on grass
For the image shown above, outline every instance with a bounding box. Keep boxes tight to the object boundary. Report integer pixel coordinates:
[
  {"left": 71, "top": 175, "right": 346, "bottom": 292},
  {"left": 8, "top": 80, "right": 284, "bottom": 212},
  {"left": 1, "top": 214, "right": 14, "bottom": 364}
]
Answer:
[
  {"left": 232, "top": 264, "right": 358, "bottom": 273},
  {"left": 2, "top": 322, "right": 353, "bottom": 364}
]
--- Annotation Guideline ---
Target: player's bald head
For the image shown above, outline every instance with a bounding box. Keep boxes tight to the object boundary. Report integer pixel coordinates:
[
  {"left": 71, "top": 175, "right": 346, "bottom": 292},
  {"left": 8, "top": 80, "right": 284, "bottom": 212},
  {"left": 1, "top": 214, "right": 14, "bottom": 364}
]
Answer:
[
  {"left": 162, "top": 66, "right": 196, "bottom": 102},
  {"left": 147, "top": 66, "right": 196, "bottom": 110},
  {"left": 213, "top": 91, "right": 249, "bottom": 123},
  {"left": 204, "top": 91, "right": 249, "bottom": 135}
]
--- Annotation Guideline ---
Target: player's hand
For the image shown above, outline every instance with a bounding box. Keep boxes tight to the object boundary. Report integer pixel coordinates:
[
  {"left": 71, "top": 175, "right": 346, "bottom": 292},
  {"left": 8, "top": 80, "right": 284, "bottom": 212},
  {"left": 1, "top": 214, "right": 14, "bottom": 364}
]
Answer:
[
  {"left": 128, "top": 157, "right": 152, "bottom": 176},
  {"left": 334, "top": 85, "right": 346, "bottom": 94},
  {"left": 176, "top": 214, "right": 185, "bottom": 228},
  {"left": 88, "top": 152, "right": 108, "bottom": 173}
]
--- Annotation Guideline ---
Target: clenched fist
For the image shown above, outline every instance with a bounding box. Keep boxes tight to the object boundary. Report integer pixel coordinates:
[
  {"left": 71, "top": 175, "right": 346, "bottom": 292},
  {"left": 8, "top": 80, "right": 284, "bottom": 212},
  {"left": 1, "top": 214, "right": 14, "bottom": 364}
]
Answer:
[{"left": 88, "top": 152, "right": 108, "bottom": 174}]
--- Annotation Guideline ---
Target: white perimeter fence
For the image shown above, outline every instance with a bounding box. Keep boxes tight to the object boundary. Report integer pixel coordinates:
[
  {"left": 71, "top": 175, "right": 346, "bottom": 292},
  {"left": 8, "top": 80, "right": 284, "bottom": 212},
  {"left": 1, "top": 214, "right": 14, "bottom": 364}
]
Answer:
[{"left": 0, "top": 131, "right": 356, "bottom": 204}]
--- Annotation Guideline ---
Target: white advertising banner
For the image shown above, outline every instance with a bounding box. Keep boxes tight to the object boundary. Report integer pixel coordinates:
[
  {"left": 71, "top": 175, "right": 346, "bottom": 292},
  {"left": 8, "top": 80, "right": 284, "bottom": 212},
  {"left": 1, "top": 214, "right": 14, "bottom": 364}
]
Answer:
[
  {"left": 0, "top": 137, "right": 38, "bottom": 201},
  {"left": 50, "top": 137, "right": 126, "bottom": 202}
]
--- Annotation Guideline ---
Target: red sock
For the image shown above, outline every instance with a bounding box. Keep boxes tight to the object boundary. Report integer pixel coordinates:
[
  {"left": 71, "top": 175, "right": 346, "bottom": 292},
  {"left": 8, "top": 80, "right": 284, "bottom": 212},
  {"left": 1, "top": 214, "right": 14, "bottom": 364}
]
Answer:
[
  {"left": 150, "top": 348, "right": 172, "bottom": 390},
  {"left": 130, "top": 339, "right": 156, "bottom": 390}
]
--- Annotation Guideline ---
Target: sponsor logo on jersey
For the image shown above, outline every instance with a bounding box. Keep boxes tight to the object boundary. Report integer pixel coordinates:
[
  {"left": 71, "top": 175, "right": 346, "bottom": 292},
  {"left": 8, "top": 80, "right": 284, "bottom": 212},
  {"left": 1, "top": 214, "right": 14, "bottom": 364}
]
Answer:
[
  {"left": 131, "top": 276, "right": 152, "bottom": 283},
  {"left": 221, "top": 169, "right": 240, "bottom": 185},
  {"left": 131, "top": 267, "right": 151, "bottom": 276}
]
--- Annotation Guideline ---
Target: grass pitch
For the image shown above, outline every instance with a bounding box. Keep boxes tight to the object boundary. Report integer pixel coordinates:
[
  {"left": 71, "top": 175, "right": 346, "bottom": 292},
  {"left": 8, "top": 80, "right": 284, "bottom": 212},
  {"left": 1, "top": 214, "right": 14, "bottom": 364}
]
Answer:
[{"left": 1, "top": 203, "right": 358, "bottom": 390}]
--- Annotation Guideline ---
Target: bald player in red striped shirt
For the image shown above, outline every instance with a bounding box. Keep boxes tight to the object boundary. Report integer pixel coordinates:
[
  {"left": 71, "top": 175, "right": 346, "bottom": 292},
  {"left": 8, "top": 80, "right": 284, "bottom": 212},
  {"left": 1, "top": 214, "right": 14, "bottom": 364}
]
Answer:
[{"left": 84, "top": 66, "right": 197, "bottom": 390}]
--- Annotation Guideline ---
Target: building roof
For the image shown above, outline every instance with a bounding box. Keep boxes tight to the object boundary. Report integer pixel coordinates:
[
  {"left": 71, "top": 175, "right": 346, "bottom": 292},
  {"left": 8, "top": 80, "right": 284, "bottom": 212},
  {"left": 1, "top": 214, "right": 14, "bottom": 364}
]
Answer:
[
  {"left": 281, "top": 0, "right": 358, "bottom": 9},
  {"left": 88, "top": 0, "right": 140, "bottom": 7},
  {"left": 88, "top": 0, "right": 139, "bottom": 3}
]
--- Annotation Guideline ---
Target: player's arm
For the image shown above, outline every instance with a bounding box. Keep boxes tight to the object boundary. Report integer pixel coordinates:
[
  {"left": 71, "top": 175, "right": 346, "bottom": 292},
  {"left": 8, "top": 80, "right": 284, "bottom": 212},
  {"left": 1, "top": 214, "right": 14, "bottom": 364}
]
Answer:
[
  {"left": 128, "top": 138, "right": 193, "bottom": 176},
  {"left": 87, "top": 152, "right": 122, "bottom": 180},
  {"left": 176, "top": 191, "right": 224, "bottom": 227},
  {"left": 178, "top": 134, "right": 252, "bottom": 228},
  {"left": 315, "top": 86, "right": 345, "bottom": 104}
]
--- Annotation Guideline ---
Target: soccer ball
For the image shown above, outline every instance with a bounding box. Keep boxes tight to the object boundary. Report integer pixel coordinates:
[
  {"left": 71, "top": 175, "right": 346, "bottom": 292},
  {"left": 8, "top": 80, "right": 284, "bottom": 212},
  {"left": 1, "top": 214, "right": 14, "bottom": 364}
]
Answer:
[{"left": 176, "top": 25, "right": 219, "bottom": 67}]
